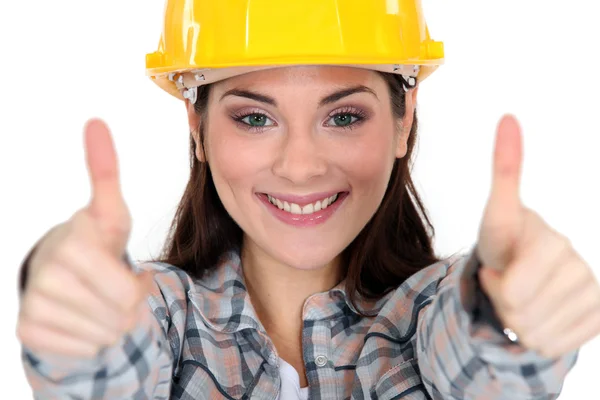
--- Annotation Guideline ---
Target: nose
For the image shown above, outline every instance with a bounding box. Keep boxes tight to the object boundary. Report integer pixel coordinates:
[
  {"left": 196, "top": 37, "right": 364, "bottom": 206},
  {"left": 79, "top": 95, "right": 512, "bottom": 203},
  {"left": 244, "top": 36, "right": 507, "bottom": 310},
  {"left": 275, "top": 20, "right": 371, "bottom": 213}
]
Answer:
[{"left": 272, "top": 126, "right": 327, "bottom": 184}]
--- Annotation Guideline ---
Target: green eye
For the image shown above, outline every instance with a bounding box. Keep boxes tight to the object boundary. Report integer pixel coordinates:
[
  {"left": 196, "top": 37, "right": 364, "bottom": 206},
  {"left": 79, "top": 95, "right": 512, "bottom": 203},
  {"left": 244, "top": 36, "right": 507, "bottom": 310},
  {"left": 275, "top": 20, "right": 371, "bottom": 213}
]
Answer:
[
  {"left": 241, "top": 114, "right": 272, "bottom": 127},
  {"left": 329, "top": 114, "right": 358, "bottom": 127}
]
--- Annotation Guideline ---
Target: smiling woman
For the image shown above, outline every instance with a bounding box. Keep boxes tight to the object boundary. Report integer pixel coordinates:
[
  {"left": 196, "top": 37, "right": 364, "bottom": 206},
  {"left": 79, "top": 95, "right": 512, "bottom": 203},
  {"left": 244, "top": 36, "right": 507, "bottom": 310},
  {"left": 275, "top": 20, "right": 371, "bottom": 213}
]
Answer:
[
  {"left": 161, "top": 68, "right": 437, "bottom": 311},
  {"left": 15, "top": 0, "right": 598, "bottom": 399}
]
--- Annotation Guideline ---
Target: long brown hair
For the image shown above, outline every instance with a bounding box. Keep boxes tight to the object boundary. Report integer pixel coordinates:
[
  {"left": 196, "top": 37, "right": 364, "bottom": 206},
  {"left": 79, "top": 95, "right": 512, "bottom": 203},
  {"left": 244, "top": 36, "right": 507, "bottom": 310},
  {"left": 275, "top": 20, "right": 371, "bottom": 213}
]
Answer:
[{"left": 149, "top": 72, "right": 443, "bottom": 313}]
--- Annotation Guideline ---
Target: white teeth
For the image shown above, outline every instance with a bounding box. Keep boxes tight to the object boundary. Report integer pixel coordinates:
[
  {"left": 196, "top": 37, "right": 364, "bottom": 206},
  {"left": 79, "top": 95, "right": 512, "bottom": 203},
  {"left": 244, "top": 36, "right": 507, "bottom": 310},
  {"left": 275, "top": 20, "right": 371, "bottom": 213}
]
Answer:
[
  {"left": 290, "top": 203, "right": 302, "bottom": 214},
  {"left": 302, "top": 204, "right": 314, "bottom": 214},
  {"left": 267, "top": 193, "right": 340, "bottom": 215}
]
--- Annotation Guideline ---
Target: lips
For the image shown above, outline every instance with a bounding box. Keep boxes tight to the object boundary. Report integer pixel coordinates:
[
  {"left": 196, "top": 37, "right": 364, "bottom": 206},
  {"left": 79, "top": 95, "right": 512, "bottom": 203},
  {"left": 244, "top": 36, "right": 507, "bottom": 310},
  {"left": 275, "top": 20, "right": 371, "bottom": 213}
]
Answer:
[
  {"left": 257, "top": 191, "right": 348, "bottom": 227},
  {"left": 266, "top": 193, "right": 339, "bottom": 215}
]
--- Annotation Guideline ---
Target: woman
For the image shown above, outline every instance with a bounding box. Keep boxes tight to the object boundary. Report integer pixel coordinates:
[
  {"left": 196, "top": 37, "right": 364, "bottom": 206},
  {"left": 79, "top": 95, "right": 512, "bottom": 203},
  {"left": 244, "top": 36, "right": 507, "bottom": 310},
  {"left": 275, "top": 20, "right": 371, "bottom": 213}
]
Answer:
[{"left": 16, "top": 1, "right": 600, "bottom": 399}]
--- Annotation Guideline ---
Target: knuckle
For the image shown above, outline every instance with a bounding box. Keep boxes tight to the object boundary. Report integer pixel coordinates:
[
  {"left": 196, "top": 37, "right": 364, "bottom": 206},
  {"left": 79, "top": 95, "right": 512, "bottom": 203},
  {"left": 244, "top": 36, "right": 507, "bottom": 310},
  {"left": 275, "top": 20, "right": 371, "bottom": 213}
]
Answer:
[
  {"left": 56, "top": 236, "right": 83, "bottom": 264},
  {"left": 502, "top": 294, "right": 519, "bottom": 310},
  {"left": 583, "top": 280, "right": 597, "bottom": 298},
  {"left": 81, "top": 345, "right": 101, "bottom": 359},
  {"left": 16, "top": 319, "right": 36, "bottom": 346},
  {"left": 517, "top": 331, "right": 538, "bottom": 350},
  {"left": 65, "top": 214, "right": 100, "bottom": 250},
  {"left": 502, "top": 312, "right": 521, "bottom": 330},
  {"left": 594, "top": 313, "right": 600, "bottom": 332},
  {"left": 559, "top": 232, "right": 572, "bottom": 248},
  {"left": 15, "top": 321, "right": 27, "bottom": 343},
  {"left": 116, "top": 211, "right": 132, "bottom": 233},
  {"left": 20, "top": 291, "right": 43, "bottom": 321},
  {"left": 122, "top": 292, "right": 139, "bottom": 312},
  {"left": 120, "top": 278, "right": 143, "bottom": 309},
  {"left": 579, "top": 261, "right": 593, "bottom": 281},
  {"left": 34, "top": 262, "right": 66, "bottom": 294},
  {"left": 572, "top": 257, "right": 589, "bottom": 276},
  {"left": 121, "top": 310, "right": 137, "bottom": 332},
  {"left": 106, "top": 224, "right": 131, "bottom": 246},
  {"left": 29, "top": 245, "right": 58, "bottom": 279},
  {"left": 501, "top": 312, "right": 524, "bottom": 337},
  {"left": 512, "top": 308, "right": 536, "bottom": 330},
  {"left": 499, "top": 280, "right": 520, "bottom": 309},
  {"left": 105, "top": 331, "right": 123, "bottom": 347},
  {"left": 536, "top": 345, "right": 555, "bottom": 359},
  {"left": 70, "top": 208, "right": 92, "bottom": 229},
  {"left": 553, "top": 233, "right": 573, "bottom": 257}
]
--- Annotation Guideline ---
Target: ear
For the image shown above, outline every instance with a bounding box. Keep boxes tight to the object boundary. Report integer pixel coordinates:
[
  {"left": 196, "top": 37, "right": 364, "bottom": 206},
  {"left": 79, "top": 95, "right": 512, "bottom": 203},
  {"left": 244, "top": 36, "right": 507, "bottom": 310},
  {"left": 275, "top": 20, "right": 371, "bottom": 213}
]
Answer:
[
  {"left": 395, "top": 86, "right": 419, "bottom": 159},
  {"left": 185, "top": 98, "right": 205, "bottom": 162}
]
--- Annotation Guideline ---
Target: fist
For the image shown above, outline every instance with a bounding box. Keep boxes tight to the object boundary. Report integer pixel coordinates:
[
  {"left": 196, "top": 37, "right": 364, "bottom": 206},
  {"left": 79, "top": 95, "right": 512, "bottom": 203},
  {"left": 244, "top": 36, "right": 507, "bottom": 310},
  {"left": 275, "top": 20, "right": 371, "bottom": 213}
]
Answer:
[
  {"left": 16, "top": 119, "right": 152, "bottom": 358},
  {"left": 477, "top": 115, "right": 600, "bottom": 358},
  {"left": 479, "top": 227, "right": 600, "bottom": 359}
]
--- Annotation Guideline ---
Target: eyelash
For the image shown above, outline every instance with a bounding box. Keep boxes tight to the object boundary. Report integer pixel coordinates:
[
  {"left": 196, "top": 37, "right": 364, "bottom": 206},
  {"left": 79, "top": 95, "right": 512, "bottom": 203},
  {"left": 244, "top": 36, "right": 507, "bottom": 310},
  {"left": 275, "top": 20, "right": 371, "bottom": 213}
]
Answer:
[
  {"left": 231, "top": 109, "right": 274, "bottom": 133},
  {"left": 325, "top": 106, "right": 368, "bottom": 131},
  {"left": 230, "top": 106, "right": 368, "bottom": 133}
]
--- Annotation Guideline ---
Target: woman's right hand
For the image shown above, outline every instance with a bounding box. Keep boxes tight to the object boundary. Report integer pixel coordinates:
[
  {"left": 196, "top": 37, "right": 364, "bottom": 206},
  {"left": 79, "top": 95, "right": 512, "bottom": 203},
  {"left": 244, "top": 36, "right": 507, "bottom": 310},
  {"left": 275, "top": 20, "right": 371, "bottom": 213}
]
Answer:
[{"left": 16, "top": 119, "right": 152, "bottom": 359}]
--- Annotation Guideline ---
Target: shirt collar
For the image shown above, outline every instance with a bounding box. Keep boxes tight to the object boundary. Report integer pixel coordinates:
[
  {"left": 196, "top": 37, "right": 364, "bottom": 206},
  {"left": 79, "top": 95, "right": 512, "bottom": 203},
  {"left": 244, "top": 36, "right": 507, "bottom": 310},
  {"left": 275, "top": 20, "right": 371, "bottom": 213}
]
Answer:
[{"left": 188, "top": 251, "right": 392, "bottom": 334}]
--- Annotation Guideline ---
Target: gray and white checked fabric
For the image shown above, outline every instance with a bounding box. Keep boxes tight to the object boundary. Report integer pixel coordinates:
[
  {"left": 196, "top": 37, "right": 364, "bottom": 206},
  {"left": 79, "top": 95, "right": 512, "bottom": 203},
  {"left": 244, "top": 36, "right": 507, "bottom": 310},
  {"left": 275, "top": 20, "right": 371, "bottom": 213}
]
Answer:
[{"left": 22, "top": 247, "right": 578, "bottom": 399}]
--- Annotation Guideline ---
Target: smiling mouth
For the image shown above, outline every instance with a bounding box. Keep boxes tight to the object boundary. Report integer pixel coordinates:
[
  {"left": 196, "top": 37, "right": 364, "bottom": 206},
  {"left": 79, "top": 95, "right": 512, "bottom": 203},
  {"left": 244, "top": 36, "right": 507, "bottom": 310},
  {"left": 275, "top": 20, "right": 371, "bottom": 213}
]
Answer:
[{"left": 265, "top": 193, "right": 342, "bottom": 215}]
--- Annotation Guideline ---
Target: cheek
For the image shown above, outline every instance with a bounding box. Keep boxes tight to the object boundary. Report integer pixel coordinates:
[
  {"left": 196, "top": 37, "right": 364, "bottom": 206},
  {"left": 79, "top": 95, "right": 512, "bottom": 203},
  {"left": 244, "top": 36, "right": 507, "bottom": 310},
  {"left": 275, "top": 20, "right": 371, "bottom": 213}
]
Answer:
[
  {"left": 210, "top": 137, "right": 253, "bottom": 182},
  {"left": 338, "top": 125, "right": 397, "bottom": 195},
  {"left": 206, "top": 131, "right": 246, "bottom": 206},
  {"left": 204, "top": 122, "right": 270, "bottom": 214}
]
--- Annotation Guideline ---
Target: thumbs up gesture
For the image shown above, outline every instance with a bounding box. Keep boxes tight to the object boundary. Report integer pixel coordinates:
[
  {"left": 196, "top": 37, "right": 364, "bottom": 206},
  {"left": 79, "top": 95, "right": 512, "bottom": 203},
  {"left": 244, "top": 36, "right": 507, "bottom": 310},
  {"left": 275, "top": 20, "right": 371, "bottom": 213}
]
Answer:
[
  {"left": 17, "top": 119, "right": 152, "bottom": 358},
  {"left": 476, "top": 115, "right": 600, "bottom": 358}
]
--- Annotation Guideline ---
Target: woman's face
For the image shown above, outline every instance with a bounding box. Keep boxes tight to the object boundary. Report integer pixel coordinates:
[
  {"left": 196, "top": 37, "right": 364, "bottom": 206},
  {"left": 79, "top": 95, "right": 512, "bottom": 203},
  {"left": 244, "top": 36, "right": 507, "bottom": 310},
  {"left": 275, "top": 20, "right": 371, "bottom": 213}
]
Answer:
[{"left": 188, "top": 66, "right": 416, "bottom": 270}]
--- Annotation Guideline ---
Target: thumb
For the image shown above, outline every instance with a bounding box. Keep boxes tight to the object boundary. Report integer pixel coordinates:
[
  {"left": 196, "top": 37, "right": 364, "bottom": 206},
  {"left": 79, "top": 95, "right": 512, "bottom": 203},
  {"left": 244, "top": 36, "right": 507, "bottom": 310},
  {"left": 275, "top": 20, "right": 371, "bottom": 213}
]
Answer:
[
  {"left": 479, "top": 114, "right": 525, "bottom": 269},
  {"left": 83, "top": 118, "right": 131, "bottom": 256}
]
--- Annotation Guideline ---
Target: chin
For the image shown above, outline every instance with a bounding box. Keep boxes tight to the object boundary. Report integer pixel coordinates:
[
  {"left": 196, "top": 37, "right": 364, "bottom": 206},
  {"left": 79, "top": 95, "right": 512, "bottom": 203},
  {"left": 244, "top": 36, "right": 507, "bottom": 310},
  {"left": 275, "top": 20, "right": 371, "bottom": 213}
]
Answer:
[{"left": 270, "top": 244, "right": 342, "bottom": 271}]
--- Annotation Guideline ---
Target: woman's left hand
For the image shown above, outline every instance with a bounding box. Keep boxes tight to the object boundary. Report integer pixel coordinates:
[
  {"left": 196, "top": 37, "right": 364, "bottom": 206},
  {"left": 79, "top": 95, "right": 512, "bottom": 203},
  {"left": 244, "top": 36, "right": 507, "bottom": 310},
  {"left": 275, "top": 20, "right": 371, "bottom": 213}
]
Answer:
[{"left": 475, "top": 114, "right": 600, "bottom": 359}]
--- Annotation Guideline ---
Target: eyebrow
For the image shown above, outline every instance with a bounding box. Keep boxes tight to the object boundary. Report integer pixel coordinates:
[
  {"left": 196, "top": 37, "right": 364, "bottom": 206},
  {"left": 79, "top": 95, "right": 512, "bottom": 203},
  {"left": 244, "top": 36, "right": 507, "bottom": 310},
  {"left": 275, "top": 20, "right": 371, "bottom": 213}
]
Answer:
[
  {"left": 220, "top": 89, "right": 276, "bottom": 105},
  {"left": 319, "top": 86, "right": 378, "bottom": 106},
  {"left": 219, "top": 85, "right": 378, "bottom": 107}
]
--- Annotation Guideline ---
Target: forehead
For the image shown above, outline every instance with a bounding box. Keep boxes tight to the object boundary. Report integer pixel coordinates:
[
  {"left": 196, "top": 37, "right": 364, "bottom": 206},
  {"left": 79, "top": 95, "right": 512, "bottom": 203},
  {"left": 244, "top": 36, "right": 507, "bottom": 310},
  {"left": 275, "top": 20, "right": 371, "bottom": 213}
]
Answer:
[{"left": 213, "top": 66, "right": 385, "bottom": 93}]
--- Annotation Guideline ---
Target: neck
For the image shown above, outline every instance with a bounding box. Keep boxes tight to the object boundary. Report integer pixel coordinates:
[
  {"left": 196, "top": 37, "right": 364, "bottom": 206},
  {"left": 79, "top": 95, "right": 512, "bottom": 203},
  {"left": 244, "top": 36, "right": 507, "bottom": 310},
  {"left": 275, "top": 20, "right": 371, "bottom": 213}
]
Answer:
[{"left": 241, "top": 238, "right": 342, "bottom": 338}]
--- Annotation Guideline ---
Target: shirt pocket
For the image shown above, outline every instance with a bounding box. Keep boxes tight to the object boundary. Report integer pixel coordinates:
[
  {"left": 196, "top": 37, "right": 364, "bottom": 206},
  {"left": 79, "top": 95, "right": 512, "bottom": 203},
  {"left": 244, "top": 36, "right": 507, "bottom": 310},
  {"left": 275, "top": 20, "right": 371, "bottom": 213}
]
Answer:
[{"left": 371, "top": 358, "right": 430, "bottom": 400}]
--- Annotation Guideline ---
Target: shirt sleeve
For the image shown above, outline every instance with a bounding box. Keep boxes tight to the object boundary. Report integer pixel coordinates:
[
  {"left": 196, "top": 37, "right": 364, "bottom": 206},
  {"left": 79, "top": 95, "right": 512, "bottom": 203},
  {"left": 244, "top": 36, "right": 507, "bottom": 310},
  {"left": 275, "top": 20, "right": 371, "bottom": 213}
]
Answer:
[
  {"left": 415, "top": 246, "right": 579, "bottom": 400},
  {"left": 20, "top": 256, "right": 188, "bottom": 399}
]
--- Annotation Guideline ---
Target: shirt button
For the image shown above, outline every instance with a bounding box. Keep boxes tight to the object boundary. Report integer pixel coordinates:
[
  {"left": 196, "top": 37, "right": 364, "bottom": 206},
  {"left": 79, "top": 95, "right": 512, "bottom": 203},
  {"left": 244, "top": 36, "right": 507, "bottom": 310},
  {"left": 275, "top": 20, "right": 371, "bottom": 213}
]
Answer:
[{"left": 315, "top": 355, "right": 328, "bottom": 367}]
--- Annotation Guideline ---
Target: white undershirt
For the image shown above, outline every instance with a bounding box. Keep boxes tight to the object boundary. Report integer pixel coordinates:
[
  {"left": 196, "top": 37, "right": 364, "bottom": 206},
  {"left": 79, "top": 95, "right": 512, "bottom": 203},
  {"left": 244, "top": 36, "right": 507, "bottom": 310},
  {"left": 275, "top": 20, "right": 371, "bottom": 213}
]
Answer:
[{"left": 276, "top": 357, "right": 309, "bottom": 400}]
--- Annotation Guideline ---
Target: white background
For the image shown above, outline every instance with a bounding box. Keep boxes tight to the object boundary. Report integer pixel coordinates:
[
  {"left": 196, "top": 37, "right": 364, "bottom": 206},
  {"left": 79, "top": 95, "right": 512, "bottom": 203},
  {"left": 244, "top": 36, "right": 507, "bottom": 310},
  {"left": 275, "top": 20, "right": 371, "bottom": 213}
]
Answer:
[{"left": 1, "top": 0, "right": 598, "bottom": 397}]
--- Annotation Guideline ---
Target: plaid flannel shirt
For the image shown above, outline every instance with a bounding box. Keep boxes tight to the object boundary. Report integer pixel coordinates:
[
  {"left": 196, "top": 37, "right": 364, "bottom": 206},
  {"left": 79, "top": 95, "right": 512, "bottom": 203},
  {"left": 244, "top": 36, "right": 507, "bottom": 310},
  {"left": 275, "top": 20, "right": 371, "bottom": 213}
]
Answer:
[{"left": 22, "top": 247, "right": 578, "bottom": 399}]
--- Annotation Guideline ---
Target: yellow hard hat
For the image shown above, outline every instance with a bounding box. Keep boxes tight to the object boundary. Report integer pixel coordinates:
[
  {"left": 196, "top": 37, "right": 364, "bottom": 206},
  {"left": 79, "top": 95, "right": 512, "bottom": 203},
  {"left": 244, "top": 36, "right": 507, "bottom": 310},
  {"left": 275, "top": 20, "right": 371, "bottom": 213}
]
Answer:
[{"left": 146, "top": 0, "right": 444, "bottom": 101}]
